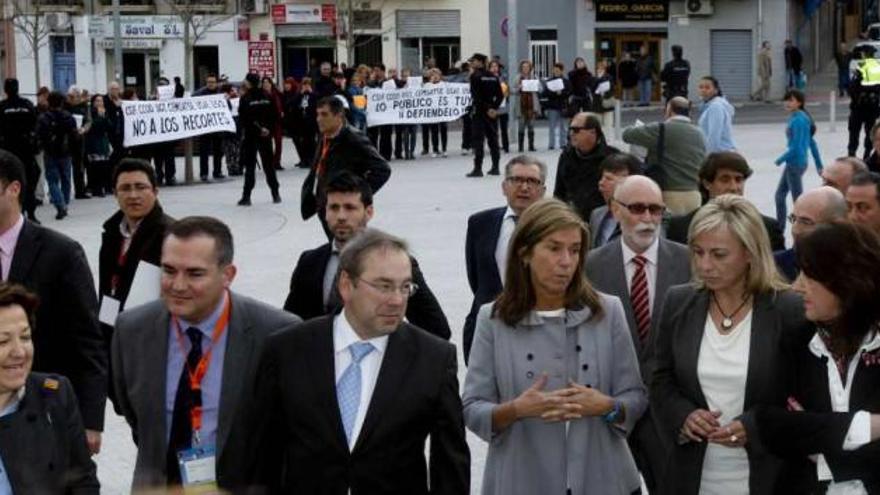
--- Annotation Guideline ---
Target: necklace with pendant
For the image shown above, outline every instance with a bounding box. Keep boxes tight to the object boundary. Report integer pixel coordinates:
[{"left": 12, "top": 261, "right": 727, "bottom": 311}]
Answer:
[{"left": 711, "top": 291, "right": 751, "bottom": 331}]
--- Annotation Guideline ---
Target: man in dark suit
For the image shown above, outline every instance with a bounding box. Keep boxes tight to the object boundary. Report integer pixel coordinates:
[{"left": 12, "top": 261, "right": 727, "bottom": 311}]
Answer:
[
  {"left": 585, "top": 175, "right": 691, "bottom": 493},
  {"left": 112, "top": 216, "right": 300, "bottom": 490},
  {"left": 463, "top": 155, "right": 546, "bottom": 362},
  {"left": 99, "top": 158, "right": 174, "bottom": 410},
  {"left": 774, "top": 186, "right": 848, "bottom": 281},
  {"left": 244, "top": 228, "right": 469, "bottom": 493},
  {"left": 301, "top": 96, "right": 391, "bottom": 234},
  {"left": 666, "top": 152, "right": 786, "bottom": 250},
  {"left": 589, "top": 152, "right": 643, "bottom": 249},
  {"left": 284, "top": 172, "right": 450, "bottom": 339},
  {"left": 0, "top": 149, "right": 106, "bottom": 454}
]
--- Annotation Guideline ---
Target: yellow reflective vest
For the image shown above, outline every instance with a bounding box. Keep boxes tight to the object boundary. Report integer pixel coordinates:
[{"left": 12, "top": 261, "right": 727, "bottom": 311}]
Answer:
[{"left": 859, "top": 58, "right": 880, "bottom": 86}]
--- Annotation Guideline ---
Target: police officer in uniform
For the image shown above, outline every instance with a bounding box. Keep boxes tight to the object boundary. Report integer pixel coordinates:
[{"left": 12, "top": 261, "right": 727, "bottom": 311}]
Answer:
[
  {"left": 238, "top": 72, "right": 281, "bottom": 206},
  {"left": 0, "top": 283, "right": 99, "bottom": 493},
  {"left": 848, "top": 51, "right": 880, "bottom": 160},
  {"left": 0, "top": 79, "right": 40, "bottom": 223},
  {"left": 467, "top": 53, "right": 504, "bottom": 178},
  {"left": 660, "top": 45, "right": 691, "bottom": 101}
]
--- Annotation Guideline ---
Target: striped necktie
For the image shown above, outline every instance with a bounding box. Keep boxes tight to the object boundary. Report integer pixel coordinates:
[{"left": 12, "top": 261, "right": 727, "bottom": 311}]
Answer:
[{"left": 630, "top": 255, "right": 651, "bottom": 345}]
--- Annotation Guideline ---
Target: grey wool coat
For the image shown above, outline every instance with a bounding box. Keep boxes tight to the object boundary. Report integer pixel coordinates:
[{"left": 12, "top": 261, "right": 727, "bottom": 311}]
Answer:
[{"left": 462, "top": 292, "right": 648, "bottom": 495}]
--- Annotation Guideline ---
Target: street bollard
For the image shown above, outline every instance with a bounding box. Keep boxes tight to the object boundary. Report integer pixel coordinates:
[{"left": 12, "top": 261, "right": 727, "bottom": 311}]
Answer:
[
  {"left": 830, "top": 90, "right": 836, "bottom": 133},
  {"left": 615, "top": 99, "right": 622, "bottom": 141}
]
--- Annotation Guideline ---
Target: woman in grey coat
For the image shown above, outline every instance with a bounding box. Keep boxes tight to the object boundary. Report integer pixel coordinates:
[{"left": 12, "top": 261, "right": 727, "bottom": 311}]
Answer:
[{"left": 462, "top": 198, "right": 647, "bottom": 495}]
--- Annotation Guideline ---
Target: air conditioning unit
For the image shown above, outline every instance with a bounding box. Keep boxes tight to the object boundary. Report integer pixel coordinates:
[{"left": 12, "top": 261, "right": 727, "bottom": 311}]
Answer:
[
  {"left": 241, "top": 0, "right": 266, "bottom": 14},
  {"left": 686, "top": 0, "right": 714, "bottom": 16},
  {"left": 46, "top": 12, "right": 72, "bottom": 32}
]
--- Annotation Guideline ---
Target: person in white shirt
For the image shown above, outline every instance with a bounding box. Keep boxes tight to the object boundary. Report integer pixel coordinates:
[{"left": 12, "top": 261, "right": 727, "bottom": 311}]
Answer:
[
  {"left": 651, "top": 194, "right": 807, "bottom": 495},
  {"left": 755, "top": 221, "right": 880, "bottom": 494}
]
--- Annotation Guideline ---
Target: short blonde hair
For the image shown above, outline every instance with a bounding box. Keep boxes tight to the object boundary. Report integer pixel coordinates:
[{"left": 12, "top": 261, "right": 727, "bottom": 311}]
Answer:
[{"left": 688, "top": 194, "right": 788, "bottom": 293}]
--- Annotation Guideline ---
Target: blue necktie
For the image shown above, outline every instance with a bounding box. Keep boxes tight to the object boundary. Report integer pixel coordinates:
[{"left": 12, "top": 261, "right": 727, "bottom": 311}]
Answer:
[{"left": 337, "top": 342, "right": 375, "bottom": 445}]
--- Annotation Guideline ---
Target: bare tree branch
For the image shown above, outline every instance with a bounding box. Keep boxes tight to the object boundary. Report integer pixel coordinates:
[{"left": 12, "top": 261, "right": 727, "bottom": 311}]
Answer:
[{"left": 10, "top": 0, "right": 52, "bottom": 89}]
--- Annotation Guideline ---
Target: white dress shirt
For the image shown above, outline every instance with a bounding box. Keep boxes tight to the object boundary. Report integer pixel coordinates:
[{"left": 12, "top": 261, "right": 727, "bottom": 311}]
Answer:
[
  {"left": 808, "top": 330, "right": 879, "bottom": 488},
  {"left": 495, "top": 207, "right": 517, "bottom": 285},
  {"left": 333, "top": 310, "right": 389, "bottom": 451},
  {"left": 621, "top": 236, "right": 660, "bottom": 315}
]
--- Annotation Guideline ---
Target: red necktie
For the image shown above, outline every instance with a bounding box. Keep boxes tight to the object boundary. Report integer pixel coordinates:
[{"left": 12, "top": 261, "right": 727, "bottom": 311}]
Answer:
[{"left": 630, "top": 255, "right": 651, "bottom": 345}]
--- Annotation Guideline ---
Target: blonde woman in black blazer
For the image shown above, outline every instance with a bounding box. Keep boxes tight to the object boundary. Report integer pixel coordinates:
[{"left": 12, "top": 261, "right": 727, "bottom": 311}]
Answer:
[{"left": 650, "top": 195, "right": 808, "bottom": 495}]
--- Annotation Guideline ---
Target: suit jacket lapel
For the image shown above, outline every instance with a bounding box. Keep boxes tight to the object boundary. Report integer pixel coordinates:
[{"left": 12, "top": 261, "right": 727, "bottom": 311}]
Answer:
[
  {"left": 150, "top": 307, "right": 171, "bottom": 470},
  {"left": 353, "top": 325, "right": 416, "bottom": 453},
  {"left": 743, "top": 293, "right": 774, "bottom": 408},
  {"left": 681, "top": 290, "right": 710, "bottom": 408},
  {"left": 308, "top": 317, "right": 350, "bottom": 452},
  {"left": 606, "top": 240, "right": 640, "bottom": 352},
  {"left": 8, "top": 220, "right": 39, "bottom": 283},
  {"left": 485, "top": 208, "right": 506, "bottom": 288},
  {"left": 653, "top": 239, "right": 676, "bottom": 333},
  {"left": 217, "top": 293, "right": 254, "bottom": 456}
]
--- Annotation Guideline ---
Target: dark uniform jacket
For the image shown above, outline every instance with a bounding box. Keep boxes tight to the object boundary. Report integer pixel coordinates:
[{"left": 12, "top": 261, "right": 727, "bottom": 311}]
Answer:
[
  {"left": 469, "top": 68, "right": 503, "bottom": 116},
  {"left": 0, "top": 95, "right": 38, "bottom": 156},
  {"left": 239, "top": 89, "right": 279, "bottom": 139},
  {"left": 661, "top": 58, "right": 691, "bottom": 99},
  {"left": 300, "top": 126, "right": 391, "bottom": 220},
  {"left": 282, "top": 242, "right": 451, "bottom": 340},
  {"left": 0, "top": 373, "right": 99, "bottom": 494}
]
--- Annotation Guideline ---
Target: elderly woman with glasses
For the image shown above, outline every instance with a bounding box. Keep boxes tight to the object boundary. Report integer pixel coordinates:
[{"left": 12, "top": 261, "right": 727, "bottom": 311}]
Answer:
[
  {"left": 650, "top": 194, "right": 808, "bottom": 495},
  {"left": 463, "top": 198, "right": 647, "bottom": 495},
  {"left": 0, "top": 283, "right": 99, "bottom": 493}
]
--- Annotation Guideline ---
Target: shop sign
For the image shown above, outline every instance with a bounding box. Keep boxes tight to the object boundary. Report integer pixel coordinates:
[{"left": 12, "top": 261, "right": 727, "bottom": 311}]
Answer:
[
  {"left": 88, "top": 16, "right": 105, "bottom": 37},
  {"left": 98, "top": 16, "right": 184, "bottom": 39},
  {"left": 248, "top": 41, "right": 275, "bottom": 79},
  {"left": 595, "top": 0, "right": 668, "bottom": 22},
  {"left": 271, "top": 4, "right": 336, "bottom": 25},
  {"left": 97, "top": 39, "right": 163, "bottom": 50},
  {"left": 236, "top": 16, "right": 250, "bottom": 41}
]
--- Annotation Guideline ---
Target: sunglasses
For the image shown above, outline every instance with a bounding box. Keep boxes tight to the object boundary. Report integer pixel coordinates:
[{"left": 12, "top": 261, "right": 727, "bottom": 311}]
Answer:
[{"left": 614, "top": 199, "right": 666, "bottom": 216}]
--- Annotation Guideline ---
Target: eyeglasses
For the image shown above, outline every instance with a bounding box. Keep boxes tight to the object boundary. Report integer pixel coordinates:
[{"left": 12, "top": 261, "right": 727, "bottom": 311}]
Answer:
[
  {"left": 357, "top": 279, "right": 419, "bottom": 298},
  {"left": 614, "top": 199, "right": 666, "bottom": 216},
  {"left": 505, "top": 176, "right": 544, "bottom": 188},
  {"left": 788, "top": 213, "right": 816, "bottom": 227},
  {"left": 116, "top": 183, "right": 153, "bottom": 194}
]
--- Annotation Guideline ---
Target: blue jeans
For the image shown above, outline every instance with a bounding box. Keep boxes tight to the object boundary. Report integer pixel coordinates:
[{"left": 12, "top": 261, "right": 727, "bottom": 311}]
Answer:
[
  {"left": 775, "top": 164, "right": 806, "bottom": 228},
  {"left": 639, "top": 78, "right": 652, "bottom": 104},
  {"left": 44, "top": 155, "right": 71, "bottom": 209},
  {"left": 546, "top": 109, "right": 566, "bottom": 149}
]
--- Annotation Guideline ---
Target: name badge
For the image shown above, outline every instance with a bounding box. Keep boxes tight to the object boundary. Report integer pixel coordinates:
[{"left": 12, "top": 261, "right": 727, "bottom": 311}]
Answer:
[
  {"left": 98, "top": 295, "right": 121, "bottom": 326},
  {"left": 177, "top": 444, "right": 218, "bottom": 493}
]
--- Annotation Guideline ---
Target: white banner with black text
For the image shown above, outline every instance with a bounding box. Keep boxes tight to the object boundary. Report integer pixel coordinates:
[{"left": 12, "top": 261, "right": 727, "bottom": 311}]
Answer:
[
  {"left": 122, "top": 94, "right": 236, "bottom": 147},
  {"left": 364, "top": 83, "right": 472, "bottom": 127}
]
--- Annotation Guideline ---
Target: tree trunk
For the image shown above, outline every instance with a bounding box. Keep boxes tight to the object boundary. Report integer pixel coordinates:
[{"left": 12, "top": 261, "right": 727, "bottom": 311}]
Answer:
[
  {"left": 183, "top": 18, "right": 194, "bottom": 183},
  {"left": 33, "top": 33, "right": 40, "bottom": 92}
]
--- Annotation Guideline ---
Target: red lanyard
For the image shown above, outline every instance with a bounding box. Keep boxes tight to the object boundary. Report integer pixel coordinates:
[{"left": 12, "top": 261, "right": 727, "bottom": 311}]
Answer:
[
  {"left": 172, "top": 292, "right": 231, "bottom": 437},
  {"left": 316, "top": 136, "right": 331, "bottom": 176}
]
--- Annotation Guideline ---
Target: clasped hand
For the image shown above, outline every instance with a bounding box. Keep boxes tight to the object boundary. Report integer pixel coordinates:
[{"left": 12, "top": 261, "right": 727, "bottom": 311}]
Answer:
[
  {"left": 681, "top": 409, "right": 747, "bottom": 448},
  {"left": 513, "top": 375, "right": 614, "bottom": 422}
]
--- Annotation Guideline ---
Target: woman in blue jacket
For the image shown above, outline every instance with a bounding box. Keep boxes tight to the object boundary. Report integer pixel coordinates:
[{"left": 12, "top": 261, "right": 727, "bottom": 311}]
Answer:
[{"left": 775, "top": 89, "right": 823, "bottom": 230}]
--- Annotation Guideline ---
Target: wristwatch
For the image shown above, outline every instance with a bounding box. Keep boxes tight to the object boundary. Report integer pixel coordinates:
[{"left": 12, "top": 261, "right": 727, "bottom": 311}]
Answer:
[{"left": 602, "top": 401, "right": 622, "bottom": 424}]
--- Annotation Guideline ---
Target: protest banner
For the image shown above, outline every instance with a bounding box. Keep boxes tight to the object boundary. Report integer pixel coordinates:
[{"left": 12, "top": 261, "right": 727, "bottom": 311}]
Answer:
[
  {"left": 122, "top": 94, "right": 236, "bottom": 147},
  {"left": 364, "top": 82, "right": 472, "bottom": 127}
]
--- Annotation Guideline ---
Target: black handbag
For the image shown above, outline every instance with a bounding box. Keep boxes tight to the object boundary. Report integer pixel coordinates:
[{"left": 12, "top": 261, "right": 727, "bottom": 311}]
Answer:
[{"left": 643, "top": 123, "right": 667, "bottom": 190}]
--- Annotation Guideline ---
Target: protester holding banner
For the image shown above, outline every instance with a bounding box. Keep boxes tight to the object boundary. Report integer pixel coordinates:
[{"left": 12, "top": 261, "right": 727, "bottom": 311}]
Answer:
[
  {"left": 193, "top": 74, "right": 226, "bottom": 181},
  {"left": 65, "top": 86, "right": 92, "bottom": 200},
  {"left": 515, "top": 60, "right": 539, "bottom": 153},
  {"left": 238, "top": 73, "right": 281, "bottom": 206},
  {"left": 347, "top": 72, "right": 368, "bottom": 131},
  {"left": 489, "top": 60, "right": 511, "bottom": 154},
  {"left": 423, "top": 68, "right": 449, "bottom": 157},
  {"left": 366, "top": 65, "right": 394, "bottom": 160},
  {"left": 467, "top": 53, "right": 503, "bottom": 177},
  {"left": 152, "top": 78, "right": 178, "bottom": 187}
]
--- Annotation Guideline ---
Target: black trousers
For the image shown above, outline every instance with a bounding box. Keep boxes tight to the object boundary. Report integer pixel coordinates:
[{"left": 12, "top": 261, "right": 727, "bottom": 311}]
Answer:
[
  {"left": 497, "top": 113, "right": 510, "bottom": 152},
  {"left": 421, "top": 124, "right": 431, "bottom": 153},
  {"left": 461, "top": 114, "right": 472, "bottom": 150},
  {"left": 368, "top": 125, "right": 393, "bottom": 161},
  {"left": 198, "top": 133, "right": 224, "bottom": 177},
  {"left": 70, "top": 137, "right": 87, "bottom": 195},
  {"left": 240, "top": 135, "right": 278, "bottom": 199},
  {"left": 8, "top": 147, "right": 39, "bottom": 218},
  {"left": 153, "top": 142, "right": 177, "bottom": 184},
  {"left": 430, "top": 122, "right": 448, "bottom": 152},
  {"left": 848, "top": 106, "right": 880, "bottom": 159},
  {"left": 472, "top": 112, "right": 500, "bottom": 171}
]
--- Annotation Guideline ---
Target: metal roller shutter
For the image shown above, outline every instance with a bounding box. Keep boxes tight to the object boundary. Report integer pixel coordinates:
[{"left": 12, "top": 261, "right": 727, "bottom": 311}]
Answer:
[
  {"left": 710, "top": 30, "right": 753, "bottom": 100},
  {"left": 396, "top": 10, "right": 460, "bottom": 38},
  {"left": 276, "top": 23, "right": 333, "bottom": 38}
]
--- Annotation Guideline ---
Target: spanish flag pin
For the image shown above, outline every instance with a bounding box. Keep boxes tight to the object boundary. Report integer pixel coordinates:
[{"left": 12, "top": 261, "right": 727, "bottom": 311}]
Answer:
[{"left": 43, "top": 378, "right": 59, "bottom": 390}]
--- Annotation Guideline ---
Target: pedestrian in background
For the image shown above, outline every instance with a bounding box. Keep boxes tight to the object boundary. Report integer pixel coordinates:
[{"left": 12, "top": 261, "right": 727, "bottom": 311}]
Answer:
[
  {"left": 784, "top": 39, "right": 804, "bottom": 89},
  {"left": 637, "top": 44, "right": 655, "bottom": 106},
  {"left": 65, "top": 86, "right": 91, "bottom": 199},
  {"left": 568, "top": 57, "right": 594, "bottom": 113},
  {"left": 751, "top": 41, "right": 773, "bottom": 103},
  {"left": 835, "top": 42, "right": 852, "bottom": 98},
  {"left": 618, "top": 52, "right": 639, "bottom": 106},
  {"left": 660, "top": 45, "right": 691, "bottom": 101},
  {"left": 774, "top": 89, "right": 823, "bottom": 230},
  {"left": 262, "top": 77, "right": 285, "bottom": 171},
  {"left": 293, "top": 77, "right": 318, "bottom": 169},
  {"left": 698, "top": 76, "right": 737, "bottom": 152},
  {"left": 489, "top": 60, "right": 510, "bottom": 154},
  {"left": 467, "top": 53, "right": 503, "bottom": 177},
  {"left": 514, "top": 60, "right": 538, "bottom": 153},
  {"left": 347, "top": 72, "right": 367, "bottom": 131},
  {"left": 238, "top": 73, "right": 281, "bottom": 206},
  {"left": 542, "top": 62, "right": 571, "bottom": 151},
  {"left": 84, "top": 94, "right": 114, "bottom": 196},
  {"left": 37, "top": 91, "right": 77, "bottom": 220}
]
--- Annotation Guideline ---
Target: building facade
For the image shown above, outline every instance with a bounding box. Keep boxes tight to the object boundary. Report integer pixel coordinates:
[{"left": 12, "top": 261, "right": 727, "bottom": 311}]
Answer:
[{"left": 490, "top": 0, "right": 852, "bottom": 102}]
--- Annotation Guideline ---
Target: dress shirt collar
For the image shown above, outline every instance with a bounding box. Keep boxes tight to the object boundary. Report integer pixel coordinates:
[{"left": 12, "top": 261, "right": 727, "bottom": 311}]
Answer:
[
  {"left": 331, "top": 240, "right": 344, "bottom": 254},
  {"left": 809, "top": 327, "right": 880, "bottom": 360},
  {"left": 0, "top": 215, "right": 25, "bottom": 256},
  {"left": 621, "top": 235, "right": 659, "bottom": 267},
  {"left": 665, "top": 115, "right": 691, "bottom": 124},
  {"left": 334, "top": 310, "right": 389, "bottom": 356},
  {"left": 176, "top": 291, "right": 230, "bottom": 340},
  {"left": 503, "top": 206, "right": 517, "bottom": 221},
  {"left": 119, "top": 217, "right": 143, "bottom": 240},
  {"left": 0, "top": 386, "right": 25, "bottom": 418}
]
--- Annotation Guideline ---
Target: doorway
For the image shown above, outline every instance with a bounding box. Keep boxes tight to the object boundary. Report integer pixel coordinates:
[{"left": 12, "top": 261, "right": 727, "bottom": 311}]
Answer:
[
  {"left": 596, "top": 32, "right": 666, "bottom": 102},
  {"left": 51, "top": 36, "right": 76, "bottom": 93},
  {"left": 193, "top": 46, "right": 219, "bottom": 89},
  {"left": 122, "top": 52, "right": 146, "bottom": 98},
  {"left": 280, "top": 42, "right": 334, "bottom": 79}
]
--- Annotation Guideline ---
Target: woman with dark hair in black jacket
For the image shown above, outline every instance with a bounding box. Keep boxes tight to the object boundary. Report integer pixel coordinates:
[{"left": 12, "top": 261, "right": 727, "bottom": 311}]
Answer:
[
  {"left": 754, "top": 221, "right": 880, "bottom": 493},
  {"left": 568, "top": 57, "right": 594, "bottom": 114}
]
